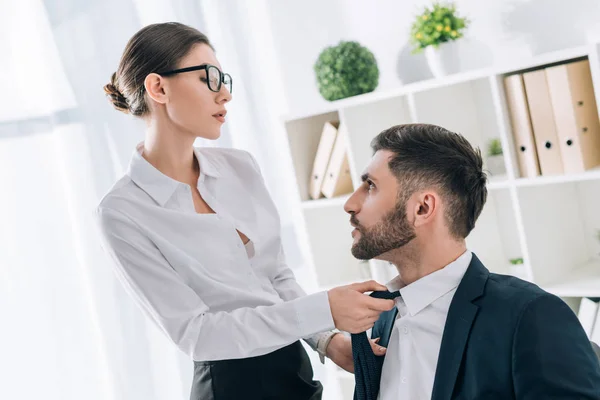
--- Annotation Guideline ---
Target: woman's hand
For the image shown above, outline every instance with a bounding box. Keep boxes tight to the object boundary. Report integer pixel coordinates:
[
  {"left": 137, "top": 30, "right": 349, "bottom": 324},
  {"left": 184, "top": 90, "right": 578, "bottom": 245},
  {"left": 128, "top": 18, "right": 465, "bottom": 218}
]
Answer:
[
  {"left": 325, "top": 333, "right": 387, "bottom": 373},
  {"left": 327, "top": 280, "right": 395, "bottom": 333}
]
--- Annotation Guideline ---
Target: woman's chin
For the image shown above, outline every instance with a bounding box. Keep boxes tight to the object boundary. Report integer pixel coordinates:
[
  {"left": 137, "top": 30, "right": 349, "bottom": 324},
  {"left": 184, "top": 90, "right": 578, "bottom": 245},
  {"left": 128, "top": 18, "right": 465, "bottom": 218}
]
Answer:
[{"left": 195, "top": 130, "right": 221, "bottom": 141}]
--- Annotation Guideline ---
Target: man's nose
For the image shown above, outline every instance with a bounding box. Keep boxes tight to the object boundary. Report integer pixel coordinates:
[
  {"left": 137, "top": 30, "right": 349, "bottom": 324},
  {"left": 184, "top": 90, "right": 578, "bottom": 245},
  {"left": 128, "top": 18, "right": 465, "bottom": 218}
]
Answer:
[{"left": 344, "top": 190, "right": 360, "bottom": 214}]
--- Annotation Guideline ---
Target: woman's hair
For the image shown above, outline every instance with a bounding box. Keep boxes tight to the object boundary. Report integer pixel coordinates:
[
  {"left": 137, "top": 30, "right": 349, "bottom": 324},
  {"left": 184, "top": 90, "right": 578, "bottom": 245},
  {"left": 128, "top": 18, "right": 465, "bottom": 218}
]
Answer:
[{"left": 103, "top": 22, "right": 213, "bottom": 116}]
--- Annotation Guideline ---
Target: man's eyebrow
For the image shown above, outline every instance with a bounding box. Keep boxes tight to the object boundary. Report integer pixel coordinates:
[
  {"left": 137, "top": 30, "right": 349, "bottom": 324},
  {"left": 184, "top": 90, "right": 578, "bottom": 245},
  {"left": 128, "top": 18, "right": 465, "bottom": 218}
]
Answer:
[{"left": 361, "top": 173, "right": 377, "bottom": 183}]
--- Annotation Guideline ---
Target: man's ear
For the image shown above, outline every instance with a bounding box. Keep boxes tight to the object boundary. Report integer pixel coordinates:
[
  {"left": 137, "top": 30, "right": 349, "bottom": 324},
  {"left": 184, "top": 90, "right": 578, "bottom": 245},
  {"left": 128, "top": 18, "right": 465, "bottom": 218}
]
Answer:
[
  {"left": 144, "top": 73, "right": 168, "bottom": 105},
  {"left": 413, "top": 191, "right": 437, "bottom": 228}
]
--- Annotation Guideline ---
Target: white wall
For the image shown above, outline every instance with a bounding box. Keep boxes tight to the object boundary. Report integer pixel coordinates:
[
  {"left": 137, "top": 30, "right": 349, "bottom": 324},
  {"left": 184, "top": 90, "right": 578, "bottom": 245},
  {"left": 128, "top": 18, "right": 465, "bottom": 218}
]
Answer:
[{"left": 266, "top": 0, "right": 600, "bottom": 116}]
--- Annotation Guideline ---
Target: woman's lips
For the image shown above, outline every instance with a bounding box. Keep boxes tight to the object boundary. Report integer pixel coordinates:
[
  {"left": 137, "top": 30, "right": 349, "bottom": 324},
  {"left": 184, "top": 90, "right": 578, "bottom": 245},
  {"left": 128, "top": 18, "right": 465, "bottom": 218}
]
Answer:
[{"left": 213, "top": 110, "right": 227, "bottom": 123}]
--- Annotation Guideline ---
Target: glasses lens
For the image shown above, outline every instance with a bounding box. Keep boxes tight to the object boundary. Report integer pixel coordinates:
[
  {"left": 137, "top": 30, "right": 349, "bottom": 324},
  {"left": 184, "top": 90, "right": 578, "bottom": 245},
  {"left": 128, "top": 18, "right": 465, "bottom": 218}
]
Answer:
[
  {"left": 223, "top": 73, "right": 232, "bottom": 93},
  {"left": 207, "top": 66, "right": 221, "bottom": 92}
]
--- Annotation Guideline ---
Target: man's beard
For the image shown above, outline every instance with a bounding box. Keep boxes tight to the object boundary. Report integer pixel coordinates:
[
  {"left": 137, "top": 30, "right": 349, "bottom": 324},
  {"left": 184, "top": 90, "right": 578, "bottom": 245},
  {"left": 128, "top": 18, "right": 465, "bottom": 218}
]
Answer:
[{"left": 350, "top": 200, "right": 416, "bottom": 260}]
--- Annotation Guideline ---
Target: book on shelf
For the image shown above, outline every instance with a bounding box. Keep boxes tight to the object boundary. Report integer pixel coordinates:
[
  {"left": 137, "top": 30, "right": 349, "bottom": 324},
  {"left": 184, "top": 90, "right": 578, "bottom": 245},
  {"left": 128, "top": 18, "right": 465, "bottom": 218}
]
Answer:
[
  {"left": 309, "top": 121, "right": 339, "bottom": 200},
  {"left": 503, "top": 74, "right": 541, "bottom": 178},
  {"left": 522, "top": 68, "right": 564, "bottom": 176},
  {"left": 309, "top": 121, "right": 354, "bottom": 200},
  {"left": 545, "top": 59, "right": 600, "bottom": 174},
  {"left": 505, "top": 58, "right": 600, "bottom": 178}
]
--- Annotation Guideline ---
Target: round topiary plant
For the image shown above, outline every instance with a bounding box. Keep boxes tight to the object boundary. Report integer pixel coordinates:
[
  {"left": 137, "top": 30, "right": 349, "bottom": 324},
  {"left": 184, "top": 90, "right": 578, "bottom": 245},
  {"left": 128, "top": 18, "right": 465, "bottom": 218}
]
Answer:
[{"left": 313, "top": 41, "right": 379, "bottom": 101}]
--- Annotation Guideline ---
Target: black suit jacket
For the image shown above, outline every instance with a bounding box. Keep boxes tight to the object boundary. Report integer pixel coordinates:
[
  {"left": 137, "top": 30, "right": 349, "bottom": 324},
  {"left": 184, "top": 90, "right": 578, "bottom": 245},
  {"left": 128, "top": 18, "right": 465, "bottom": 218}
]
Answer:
[{"left": 371, "top": 253, "right": 600, "bottom": 399}]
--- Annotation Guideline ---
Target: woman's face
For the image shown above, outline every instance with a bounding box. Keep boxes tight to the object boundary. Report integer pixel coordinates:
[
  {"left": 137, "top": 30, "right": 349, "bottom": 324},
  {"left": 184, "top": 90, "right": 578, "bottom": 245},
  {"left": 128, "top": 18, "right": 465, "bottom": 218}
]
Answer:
[{"left": 158, "top": 43, "right": 232, "bottom": 140}]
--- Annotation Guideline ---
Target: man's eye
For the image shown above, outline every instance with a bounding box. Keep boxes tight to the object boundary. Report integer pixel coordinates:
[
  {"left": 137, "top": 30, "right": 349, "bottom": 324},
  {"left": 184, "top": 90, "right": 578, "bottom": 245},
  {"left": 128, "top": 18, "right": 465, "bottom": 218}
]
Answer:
[
  {"left": 367, "top": 181, "right": 375, "bottom": 190},
  {"left": 200, "top": 77, "right": 208, "bottom": 83}
]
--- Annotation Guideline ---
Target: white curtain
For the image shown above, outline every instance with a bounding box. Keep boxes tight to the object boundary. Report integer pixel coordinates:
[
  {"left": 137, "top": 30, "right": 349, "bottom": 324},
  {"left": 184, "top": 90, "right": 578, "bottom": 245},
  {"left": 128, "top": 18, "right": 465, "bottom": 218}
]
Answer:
[{"left": 0, "top": 1, "right": 327, "bottom": 399}]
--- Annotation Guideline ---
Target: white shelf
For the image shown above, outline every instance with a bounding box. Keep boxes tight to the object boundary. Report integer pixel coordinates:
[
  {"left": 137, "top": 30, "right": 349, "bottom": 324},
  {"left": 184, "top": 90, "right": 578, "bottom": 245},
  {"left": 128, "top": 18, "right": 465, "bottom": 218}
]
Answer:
[
  {"left": 517, "top": 179, "right": 600, "bottom": 290},
  {"left": 514, "top": 167, "right": 600, "bottom": 187},
  {"left": 282, "top": 45, "right": 592, "bottom": 123},
  {"left": 542, "top": 259, "right": 600, "bottom": 297},
  {"left": 301, "top": 195, "right": 351, "bottom": 210},
  {"left": 487, "top": 169, "right": 600, "bottom": 189}
]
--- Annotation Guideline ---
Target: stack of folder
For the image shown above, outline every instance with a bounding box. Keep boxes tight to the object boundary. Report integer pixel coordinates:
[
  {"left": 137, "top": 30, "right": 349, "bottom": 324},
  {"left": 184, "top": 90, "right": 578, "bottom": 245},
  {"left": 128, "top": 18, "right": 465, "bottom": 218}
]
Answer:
[
  {"left": 504, "top": 59, "right": 600, "bottom": 178},
  {"left": 309, "top": 121, "right": 354, "bottom": 200}
]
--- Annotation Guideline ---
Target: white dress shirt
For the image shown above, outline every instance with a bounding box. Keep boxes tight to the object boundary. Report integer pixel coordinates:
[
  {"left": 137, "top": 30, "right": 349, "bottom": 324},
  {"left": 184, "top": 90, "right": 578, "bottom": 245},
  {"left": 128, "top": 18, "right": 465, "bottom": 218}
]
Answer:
[
  {"left": 378, "top": 250, "right": 472, "bottom": 400},
  {"left": 96, "top": 144, "right": 335, "bottom": 362}
]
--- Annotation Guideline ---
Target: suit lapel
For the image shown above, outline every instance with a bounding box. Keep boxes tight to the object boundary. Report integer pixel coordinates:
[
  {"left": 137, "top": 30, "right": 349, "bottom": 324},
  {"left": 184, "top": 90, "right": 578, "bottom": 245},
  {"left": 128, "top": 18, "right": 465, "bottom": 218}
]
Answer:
[{"left": 431, "top": 254, "right": 489, "bottom": 400}]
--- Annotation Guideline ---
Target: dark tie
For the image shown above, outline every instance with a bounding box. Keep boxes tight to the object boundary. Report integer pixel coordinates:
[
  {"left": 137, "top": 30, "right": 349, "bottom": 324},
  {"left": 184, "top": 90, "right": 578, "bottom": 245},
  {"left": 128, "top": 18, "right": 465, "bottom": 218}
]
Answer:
[{"left": 352, "top": 290, "right": 401, "bottom": 400}]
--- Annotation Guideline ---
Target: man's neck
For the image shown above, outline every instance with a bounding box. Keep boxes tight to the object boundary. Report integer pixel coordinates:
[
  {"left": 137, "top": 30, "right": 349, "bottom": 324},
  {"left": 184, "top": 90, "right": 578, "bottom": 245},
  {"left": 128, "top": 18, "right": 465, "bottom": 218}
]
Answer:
[{"left": 387, "top": 238, "right": 467, "bottom": 286}]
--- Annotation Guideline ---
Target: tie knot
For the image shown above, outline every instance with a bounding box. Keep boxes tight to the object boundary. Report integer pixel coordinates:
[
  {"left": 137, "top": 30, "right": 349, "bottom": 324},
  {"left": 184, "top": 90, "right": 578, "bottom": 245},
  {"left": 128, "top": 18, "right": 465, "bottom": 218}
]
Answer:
[{"left": 370, "top": 290, "right": 401, "bottom": 300}]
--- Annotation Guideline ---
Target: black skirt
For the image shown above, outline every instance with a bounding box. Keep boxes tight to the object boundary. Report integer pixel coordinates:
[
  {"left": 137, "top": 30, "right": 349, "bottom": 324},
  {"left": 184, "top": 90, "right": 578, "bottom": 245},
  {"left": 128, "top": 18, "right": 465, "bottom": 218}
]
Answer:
[{"left": 190, "top": 341, "right": 323, "bottom": 400}]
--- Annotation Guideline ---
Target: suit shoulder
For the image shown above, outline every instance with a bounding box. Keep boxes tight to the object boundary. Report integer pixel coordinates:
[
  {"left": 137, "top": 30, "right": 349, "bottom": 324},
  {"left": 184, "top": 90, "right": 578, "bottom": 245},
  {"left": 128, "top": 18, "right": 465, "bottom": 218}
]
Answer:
[
  {"left": 475, "top": 273, "right": 571, "bottom": 334},
  {"left": 484, "top": 272, "right": 550, "bottom": 307}
]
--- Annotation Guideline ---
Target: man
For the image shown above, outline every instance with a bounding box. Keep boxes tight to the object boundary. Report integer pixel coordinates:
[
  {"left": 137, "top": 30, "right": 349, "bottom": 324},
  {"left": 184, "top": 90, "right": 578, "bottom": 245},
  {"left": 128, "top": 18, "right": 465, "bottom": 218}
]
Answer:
[{"left": 325, "top": 123, "right": 600, "bottom": 399}]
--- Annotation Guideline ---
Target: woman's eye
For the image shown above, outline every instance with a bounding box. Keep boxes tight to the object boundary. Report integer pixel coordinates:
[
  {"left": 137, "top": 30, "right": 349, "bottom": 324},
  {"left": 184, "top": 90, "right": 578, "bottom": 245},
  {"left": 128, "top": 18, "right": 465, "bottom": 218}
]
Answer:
[{"left": 200, "top": 77, "right": 208, "bottom": 83}]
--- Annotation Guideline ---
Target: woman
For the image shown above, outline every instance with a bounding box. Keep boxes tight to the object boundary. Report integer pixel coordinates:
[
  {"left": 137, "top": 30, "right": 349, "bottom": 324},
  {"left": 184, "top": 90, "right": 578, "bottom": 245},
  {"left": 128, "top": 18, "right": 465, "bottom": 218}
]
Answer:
[{"left": 98, "top": 22, "right": 393, "bottom": 399}]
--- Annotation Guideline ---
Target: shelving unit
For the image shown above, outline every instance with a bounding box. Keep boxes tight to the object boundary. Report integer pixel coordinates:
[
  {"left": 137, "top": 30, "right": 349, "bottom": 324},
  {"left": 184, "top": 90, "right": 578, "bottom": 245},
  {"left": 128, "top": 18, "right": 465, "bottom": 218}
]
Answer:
[{"left": 281, "top": 42, "right": 600, "bottom": 399}]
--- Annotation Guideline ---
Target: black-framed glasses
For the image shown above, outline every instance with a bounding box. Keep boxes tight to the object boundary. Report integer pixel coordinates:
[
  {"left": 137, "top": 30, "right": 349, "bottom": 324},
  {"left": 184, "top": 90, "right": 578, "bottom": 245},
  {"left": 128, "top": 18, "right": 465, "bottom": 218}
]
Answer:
[{"left": 157, "top": 64, "right": 232, "bottom": 94}]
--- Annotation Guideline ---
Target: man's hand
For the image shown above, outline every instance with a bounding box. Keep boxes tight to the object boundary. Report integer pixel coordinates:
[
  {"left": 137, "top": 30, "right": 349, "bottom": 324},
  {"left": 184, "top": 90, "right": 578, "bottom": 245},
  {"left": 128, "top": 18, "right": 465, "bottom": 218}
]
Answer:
[
  {"left": 328, "top": 280, "right": 395, "bottom": 333},
  {"left": 325, "top": 333, "right": 387, "bottom": 373}
]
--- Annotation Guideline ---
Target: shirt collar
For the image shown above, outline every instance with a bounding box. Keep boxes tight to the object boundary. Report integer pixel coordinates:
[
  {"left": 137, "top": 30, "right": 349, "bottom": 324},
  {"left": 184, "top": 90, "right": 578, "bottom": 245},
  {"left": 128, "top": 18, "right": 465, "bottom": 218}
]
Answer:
[
  {"left": 194, "top": 147, "right": 221, "bottom": 179},
  {"left": 127, "top": 143, "right": 221, "bottom": 206},
  {"left": 386, "top": 250, "right": 472, "bottom": 316}
]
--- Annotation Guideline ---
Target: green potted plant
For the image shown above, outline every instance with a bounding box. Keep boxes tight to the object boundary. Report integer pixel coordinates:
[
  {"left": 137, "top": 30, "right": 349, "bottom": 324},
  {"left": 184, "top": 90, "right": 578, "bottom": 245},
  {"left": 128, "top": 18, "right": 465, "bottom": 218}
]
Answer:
[
  {"left": 313, "top": 41, "right": 379, "bottom": 101},
  {"left": 486, "top": 138, "right": 506, "bottom": 176},
  {"left": 409, "top": 1, "right": 469, "bottom": 78}
]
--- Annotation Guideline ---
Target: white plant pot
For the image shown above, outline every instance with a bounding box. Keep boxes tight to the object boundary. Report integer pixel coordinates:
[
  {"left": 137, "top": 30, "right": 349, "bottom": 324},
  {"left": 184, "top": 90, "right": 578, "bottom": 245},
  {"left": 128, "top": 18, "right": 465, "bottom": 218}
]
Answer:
[
  {"left": 424, "top": 41, "right": 461, "bottom": 78},
  {"left": 486, "top": 155, "right": 506, "bottom": 177}
]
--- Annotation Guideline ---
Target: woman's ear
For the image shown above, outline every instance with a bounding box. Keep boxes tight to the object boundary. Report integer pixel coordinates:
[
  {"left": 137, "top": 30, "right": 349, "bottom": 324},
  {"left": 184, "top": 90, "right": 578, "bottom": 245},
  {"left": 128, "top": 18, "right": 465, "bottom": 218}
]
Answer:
[{"left": 144, "top": 73, "right": 168, "bottom": 105}]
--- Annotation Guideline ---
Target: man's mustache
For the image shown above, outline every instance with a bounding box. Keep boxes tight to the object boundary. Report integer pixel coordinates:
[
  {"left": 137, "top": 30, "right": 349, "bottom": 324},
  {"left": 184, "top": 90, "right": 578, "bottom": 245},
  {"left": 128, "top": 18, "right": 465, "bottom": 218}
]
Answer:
[{"left": 350, "top": 215, "right": 363, "bottom": 231}]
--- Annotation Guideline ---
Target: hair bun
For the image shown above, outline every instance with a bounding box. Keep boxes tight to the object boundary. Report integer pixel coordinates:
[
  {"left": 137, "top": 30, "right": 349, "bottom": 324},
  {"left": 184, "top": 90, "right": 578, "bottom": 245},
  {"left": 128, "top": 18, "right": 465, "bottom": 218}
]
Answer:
[{"left": 103, "top": 72, "right": 130, "bottom": 114}]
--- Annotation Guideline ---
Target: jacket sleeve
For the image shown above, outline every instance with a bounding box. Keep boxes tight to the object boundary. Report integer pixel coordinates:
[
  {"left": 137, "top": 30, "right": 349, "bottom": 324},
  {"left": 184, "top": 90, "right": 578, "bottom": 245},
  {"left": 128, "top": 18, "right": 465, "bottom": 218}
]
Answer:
[{"left": 512, "top": 293, "right": 600, "bottom": 399}]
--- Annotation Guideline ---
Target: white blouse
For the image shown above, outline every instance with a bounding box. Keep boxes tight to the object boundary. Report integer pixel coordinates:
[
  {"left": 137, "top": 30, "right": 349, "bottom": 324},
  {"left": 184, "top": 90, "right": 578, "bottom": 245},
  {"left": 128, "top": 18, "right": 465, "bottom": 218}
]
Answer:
[{"left": 96, "top": 144, "right": 335, "bottom": 361}]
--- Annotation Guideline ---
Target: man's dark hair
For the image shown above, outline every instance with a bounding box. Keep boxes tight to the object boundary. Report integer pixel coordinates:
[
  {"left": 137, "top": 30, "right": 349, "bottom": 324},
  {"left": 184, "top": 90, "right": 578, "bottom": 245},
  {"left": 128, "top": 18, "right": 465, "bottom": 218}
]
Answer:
[{"left": 371, "top": 123, "right": 488, "bottom": 239}]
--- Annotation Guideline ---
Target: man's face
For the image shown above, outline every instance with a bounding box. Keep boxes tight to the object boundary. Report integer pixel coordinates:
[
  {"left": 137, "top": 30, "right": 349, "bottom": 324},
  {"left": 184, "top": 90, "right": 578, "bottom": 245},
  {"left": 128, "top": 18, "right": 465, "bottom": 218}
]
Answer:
[{"left": 344, "top": 150, "right": 416, "bottom": 260}]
